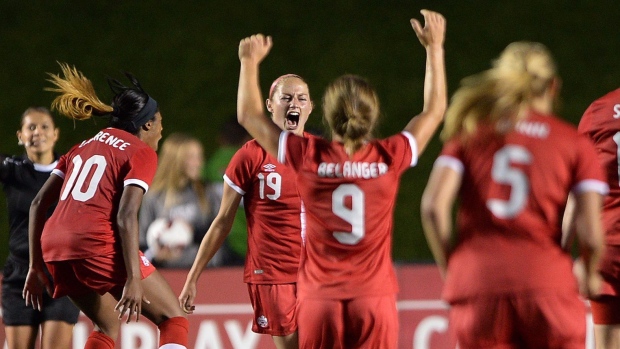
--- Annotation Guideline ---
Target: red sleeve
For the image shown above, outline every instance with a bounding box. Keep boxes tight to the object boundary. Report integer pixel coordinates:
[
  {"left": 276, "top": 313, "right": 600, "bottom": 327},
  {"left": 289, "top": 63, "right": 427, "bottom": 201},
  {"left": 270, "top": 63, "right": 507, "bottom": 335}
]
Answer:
[
  {"left": 125, "top": 146, "right": 158, "bottom": 192},
  {"left": 572, "top": 135, "right": 608, "bottom": 194},
  {"left": 378, "top": 132, "right": 416, "bottom": 174},
  {"left": 224, "top": 144, "right": 257, "bottom": 195}
]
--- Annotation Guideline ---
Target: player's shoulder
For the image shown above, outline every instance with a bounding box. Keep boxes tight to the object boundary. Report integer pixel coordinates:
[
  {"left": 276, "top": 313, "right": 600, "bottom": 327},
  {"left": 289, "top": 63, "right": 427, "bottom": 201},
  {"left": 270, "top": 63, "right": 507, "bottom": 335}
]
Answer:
[{"left": 591, "top": 88, "right": 620, "bottom": 106}]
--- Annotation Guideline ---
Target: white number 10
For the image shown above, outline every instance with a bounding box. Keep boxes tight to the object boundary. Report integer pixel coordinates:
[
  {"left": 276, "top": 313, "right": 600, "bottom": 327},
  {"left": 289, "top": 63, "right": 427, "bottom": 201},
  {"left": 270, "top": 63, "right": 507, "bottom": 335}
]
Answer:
[
  {"left": 60, "top": 154, "right": 107, "bottom": 202},
  {"left": 332, "top": 184, "right": 365, "bottom": 245}
]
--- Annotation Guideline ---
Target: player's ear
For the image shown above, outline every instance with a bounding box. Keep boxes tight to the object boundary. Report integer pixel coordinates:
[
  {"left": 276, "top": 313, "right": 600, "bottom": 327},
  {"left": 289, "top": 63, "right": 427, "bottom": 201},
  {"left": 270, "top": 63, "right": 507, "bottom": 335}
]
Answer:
[{"left": 266, "top": 98, "right": 274, "bottom": 113}]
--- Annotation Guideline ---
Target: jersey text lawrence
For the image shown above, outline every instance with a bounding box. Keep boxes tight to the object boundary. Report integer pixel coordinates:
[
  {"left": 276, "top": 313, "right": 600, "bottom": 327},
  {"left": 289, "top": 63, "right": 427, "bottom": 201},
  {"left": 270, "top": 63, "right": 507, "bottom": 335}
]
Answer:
[{"left": 79, "top": 131, "right": 131, "bottom": 150}]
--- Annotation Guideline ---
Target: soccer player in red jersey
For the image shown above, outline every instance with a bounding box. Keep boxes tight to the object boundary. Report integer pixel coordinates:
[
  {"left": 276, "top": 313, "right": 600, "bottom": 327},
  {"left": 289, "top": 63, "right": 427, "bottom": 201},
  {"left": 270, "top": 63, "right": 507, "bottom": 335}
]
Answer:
[
  {"left": 579, "top": 88, "right": 620, "bottom": 348},
  {"left": 23, "top": 64, "right": 189, "bottom": 349},
  {"left": 421, "top": 42, "right": 607, "bottom": 348},
  {"left": 179, "top": 74, "right": 313, "bottom": 349},
  {"left": 236, "top": 9, "right": 446, "bottom": 348}
]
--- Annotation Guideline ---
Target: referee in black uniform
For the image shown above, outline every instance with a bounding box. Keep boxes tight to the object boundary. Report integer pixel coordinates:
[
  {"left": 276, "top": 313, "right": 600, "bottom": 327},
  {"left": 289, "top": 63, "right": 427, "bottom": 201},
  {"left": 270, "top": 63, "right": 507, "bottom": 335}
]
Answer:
[{"left": 2, "top": 107, "right": 79, "bottom": 349}]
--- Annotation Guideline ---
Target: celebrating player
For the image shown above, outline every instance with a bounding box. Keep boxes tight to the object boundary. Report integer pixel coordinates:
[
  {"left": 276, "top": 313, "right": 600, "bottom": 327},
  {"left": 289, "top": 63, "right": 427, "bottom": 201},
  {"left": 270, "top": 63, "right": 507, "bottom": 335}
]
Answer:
[
  {"left": 23, "top": 63, "right": 189, "bottom": 349},
  {"left": 421, "top": 41, "right": 606, "bottom": 348},
  {"left": 579, "top": 88, "right": 620, "bottom": 349},
  {"left": 180, "top": 73, "right": 314, "bottom": 349},
  {"left": 236, "top": 9, "right": 446, "bottom": 348}
]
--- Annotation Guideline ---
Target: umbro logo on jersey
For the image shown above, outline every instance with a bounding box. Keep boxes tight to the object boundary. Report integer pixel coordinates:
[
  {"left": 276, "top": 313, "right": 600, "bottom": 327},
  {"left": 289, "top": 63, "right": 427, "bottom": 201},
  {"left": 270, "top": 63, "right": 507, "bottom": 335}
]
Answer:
[{"left": 263, "top": 164, "right": 276, "bottom": 172}]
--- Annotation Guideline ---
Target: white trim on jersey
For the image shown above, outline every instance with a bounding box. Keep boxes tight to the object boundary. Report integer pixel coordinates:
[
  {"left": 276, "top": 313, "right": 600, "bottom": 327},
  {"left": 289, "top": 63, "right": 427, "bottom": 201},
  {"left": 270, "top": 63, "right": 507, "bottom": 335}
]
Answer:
[
  {"left": 124, "top": 179, "right": 149, "bottom": 193},
  {"left": 51, "top": 168, "right": 65, "bottom": 179},
  {"left": 401, "top": 131, "right": 419, "bottom": 167},
  {"left": 572, "top": 179, "right": 609, "bottom": 196},
  {"left": 33, "top": 161, "right": 58, "bottom": 172},
  {"left": 433, "top": 155, "right": 464, "bottom": 174},
  {"left": 277, "top": 131, "right": 289, "bottom": 164},
  {"left": 223, "top": 174, "right": 246, "bottom": 195}
]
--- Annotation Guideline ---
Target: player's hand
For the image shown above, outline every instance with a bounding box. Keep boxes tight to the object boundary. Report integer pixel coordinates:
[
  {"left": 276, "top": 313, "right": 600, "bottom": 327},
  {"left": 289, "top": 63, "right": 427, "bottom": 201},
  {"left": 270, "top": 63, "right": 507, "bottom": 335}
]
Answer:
[
  {"left": 239, "top": 34, "right": 273, "bottom": 65},
  {"left": 573, "top": 257, "right": 602, "bottom": 299},
  {"left": 178, "top": 281, "right": 197, "bottom": 314},
  {"left": 22, "top": 266, "right": 52, "bottom": 311},
  {"left": 410, "top": 9, "right": 446, "bottom": 48},
  {"left": 115, "top": 277, "right": 150, "bottom": 323}
]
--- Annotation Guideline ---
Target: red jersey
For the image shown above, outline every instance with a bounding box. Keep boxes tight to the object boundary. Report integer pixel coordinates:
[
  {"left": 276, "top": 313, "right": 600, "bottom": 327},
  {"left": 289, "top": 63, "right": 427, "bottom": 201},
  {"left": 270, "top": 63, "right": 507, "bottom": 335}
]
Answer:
[
  {"left": 224, "top": 139, "right": 304, "bottom": 284},
  {"left": 579, "top": 88, "right": 620, "bottom": 245},
  {"left": 438, "top": 111, "right": 607, "bottom": 302},
  {"left": 42, "top": 128, "right": 157, "bottom": 261},
  {"left": 278, "top": 131, "right": 418, "bottom": 300}
]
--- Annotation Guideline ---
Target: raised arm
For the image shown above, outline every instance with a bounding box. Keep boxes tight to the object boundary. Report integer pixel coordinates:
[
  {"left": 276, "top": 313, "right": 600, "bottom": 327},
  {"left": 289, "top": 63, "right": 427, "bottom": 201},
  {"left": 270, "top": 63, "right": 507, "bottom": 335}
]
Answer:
[
  {"left": 179, "top": 183, "right": 243, "bottom": 313},
  {"left": 405, "top": 10, "right": 447, "bottom": 156},
  {"left": 237, "top": 34, "right": 281, "bottom": 158}
]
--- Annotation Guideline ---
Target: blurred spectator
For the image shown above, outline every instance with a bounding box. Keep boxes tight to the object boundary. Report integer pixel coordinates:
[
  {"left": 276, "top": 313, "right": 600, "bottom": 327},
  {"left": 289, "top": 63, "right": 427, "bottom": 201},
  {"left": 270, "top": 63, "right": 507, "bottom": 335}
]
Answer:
[
  {"left": 140, "top": 133, "right": 220, "bottom": 268},
  {"left": 202, "top": 116, "right": 251, "bottom": 266}
]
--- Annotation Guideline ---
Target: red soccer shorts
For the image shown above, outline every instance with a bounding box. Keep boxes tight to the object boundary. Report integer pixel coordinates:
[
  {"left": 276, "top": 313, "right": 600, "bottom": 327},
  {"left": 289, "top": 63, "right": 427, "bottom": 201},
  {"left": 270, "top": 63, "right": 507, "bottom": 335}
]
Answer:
[
  {"left": 449, "top": 292, "right": 586, "bottom": 349},
  {"left": 246, "top": 283, "right": 297, "bottom": 336},
  {"left": 46, "top": 251, "right": 156, "bottom": 298},
  {"left": 296, "top": 294, "right": 398, "bottom": 349},
  {"left": 590, "top": 245, "right": 620, "bottom": 324}
]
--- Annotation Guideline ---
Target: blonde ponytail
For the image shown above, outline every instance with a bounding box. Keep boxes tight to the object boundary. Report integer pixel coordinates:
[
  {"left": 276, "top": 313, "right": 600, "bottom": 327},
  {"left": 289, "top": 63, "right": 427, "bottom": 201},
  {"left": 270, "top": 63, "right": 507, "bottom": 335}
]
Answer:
[
  {"left": 441, "top": 42, "right": 556, "bottom": 142},
  {"left": 323, "top": 75, "right": 380, "bottom": 156},
  {"left": 46, "top": 62, "right": 113, "bottom": 120}
]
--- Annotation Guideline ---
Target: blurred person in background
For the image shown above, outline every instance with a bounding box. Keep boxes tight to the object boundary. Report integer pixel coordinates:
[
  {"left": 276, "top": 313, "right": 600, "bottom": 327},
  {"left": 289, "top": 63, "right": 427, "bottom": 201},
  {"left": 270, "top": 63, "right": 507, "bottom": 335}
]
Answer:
[
  {"left": 180, "top": 73, "right": 315, "bottom": 349},
  {"left": 140, "top": 132, "right": 220, "bottom": 268},
  {"left": 202, "top": 116, "right": 251, "bottom": 266},
  {"left": 421, "top": 41, "right": 606, "bottom": 348},
  {"left": 2, "top": 106, "right": 79, "bottom": 349}
]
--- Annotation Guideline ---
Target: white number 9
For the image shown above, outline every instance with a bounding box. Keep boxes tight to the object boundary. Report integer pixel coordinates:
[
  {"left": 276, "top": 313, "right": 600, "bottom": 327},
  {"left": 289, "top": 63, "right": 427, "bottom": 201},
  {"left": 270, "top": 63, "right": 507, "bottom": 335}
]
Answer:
[{"left": 332, "top": 184, "right": 365, "bottom": 245}]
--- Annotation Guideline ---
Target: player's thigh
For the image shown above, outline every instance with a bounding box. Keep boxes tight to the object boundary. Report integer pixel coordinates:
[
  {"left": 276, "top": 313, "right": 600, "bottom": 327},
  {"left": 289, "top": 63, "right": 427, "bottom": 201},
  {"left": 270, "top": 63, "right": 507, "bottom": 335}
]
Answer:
[
  {"left": 449, "top": 296, "right": 516, "bottom": 349},
  {"left": 345, "top": 294, "right": 398, "bottom": 349},
  {"left": 40, "top": 320, "right": 75, "bottom": 349},
  {"left": 297, "top": 297, "right": 344, "bottom": 349},
  {"left": 4, "top": 325, "right": 37, "bottom": 349},
  {"left": 516, "top": 292, "right": 585, "bottom": 349},
  {"left": 140, "top": 269, "right": 185, "bottom": 324},
  {"left": 69, "top": 291, "right": 120, "bottom": 339}
]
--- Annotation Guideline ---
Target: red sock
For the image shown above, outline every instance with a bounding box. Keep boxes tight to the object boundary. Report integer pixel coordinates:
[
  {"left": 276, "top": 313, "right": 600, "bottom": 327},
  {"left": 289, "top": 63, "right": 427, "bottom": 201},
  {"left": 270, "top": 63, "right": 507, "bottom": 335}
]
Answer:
[
  {"left": 158, "top": 316, "right": 189, "bottom": 348},
  {"left": 84, "top": 331, "right": 115, "bottom": 349}
]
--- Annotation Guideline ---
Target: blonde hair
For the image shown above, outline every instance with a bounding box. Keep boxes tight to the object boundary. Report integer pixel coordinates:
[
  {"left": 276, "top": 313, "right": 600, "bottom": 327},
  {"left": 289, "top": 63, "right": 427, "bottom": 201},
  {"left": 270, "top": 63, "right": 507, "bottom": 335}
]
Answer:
[
  {"left": 46, "top": 63, "right": 113, "bottom": 120},
  {"left": 150, "top": 133, "right": 209, "bottom": 213},
  {"left": 323, "top": 75, "right": 380, "bottom": 156},
  {"left": 442, "top": 41, "right": 557, "bottom": 141}
]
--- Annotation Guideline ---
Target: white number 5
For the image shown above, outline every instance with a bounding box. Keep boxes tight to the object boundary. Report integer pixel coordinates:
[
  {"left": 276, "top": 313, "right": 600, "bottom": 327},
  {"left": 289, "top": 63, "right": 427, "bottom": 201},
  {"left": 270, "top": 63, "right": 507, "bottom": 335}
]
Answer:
[
  {"left": 486, "top": 145, "right": 531, "bottom": 219},
  {"left": 332, "top": 184, "right": 365, "bottom": 245}
]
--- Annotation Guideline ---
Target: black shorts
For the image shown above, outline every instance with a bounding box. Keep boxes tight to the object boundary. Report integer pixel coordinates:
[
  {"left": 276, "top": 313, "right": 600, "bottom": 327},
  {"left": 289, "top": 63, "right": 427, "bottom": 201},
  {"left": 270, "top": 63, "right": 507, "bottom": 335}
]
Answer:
[{"left": 2, "top": 257, "right": 80, "bottom": 326}]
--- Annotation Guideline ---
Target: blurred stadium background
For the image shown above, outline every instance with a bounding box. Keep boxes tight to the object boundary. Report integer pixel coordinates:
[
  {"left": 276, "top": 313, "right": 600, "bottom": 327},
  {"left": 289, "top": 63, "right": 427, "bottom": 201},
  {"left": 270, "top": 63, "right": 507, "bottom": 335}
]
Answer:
[{"left": 1, "top": 0, "right": 619, "bottom": 266}]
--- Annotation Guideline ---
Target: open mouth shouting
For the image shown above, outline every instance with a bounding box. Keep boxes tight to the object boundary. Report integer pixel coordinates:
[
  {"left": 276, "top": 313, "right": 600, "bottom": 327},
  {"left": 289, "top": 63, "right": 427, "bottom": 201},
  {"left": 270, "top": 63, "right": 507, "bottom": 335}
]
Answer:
[{"left": 285, "top": 110, "right": 300, "bottom": 130}]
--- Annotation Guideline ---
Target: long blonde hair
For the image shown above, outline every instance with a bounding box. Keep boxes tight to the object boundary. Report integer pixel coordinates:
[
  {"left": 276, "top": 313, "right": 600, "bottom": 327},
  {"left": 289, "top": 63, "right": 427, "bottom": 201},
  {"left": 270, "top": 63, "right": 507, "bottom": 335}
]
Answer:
[
  {"left": 442, "top": 41, "right": 557, "bottom": 141},
  {"left": 323, "top": 75, "right": 380, "bottom": 156},
  {"left": 150, "top": 133, "right": 209, "bottom": 213}
]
